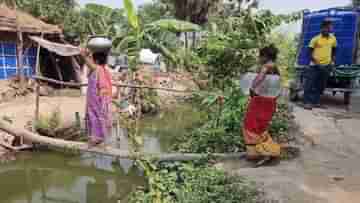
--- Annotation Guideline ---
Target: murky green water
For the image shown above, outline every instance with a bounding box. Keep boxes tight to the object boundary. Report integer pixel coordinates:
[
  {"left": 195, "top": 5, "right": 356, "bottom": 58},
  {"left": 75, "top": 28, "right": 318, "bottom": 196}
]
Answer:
[{"left": 0, "top": 104, "right": 201, "bottom": 203}]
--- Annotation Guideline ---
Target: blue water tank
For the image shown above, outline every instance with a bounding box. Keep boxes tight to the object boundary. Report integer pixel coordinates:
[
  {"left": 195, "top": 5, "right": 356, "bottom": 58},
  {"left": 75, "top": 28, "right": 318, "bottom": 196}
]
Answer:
[{"left": 297, "top": 8, "right": 360, "bottom": 66}]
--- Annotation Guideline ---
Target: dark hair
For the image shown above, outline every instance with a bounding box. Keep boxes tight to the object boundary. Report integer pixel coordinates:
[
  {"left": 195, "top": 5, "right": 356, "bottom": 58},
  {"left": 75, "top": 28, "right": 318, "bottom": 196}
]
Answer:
[
  {"left": 321, "top": 20, "right": 332, "bottom": 29},
  {"left": 92, "top": 52, "right": 108, "bottom": 65},
  {"left": 260, "top": 44, "right": 279, "bottom": 62}
]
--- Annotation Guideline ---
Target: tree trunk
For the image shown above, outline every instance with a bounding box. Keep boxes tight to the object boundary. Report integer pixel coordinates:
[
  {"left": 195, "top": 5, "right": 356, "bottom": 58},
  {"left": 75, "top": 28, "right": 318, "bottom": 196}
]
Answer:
[
  {"left": 184, "top": 32, "right": 188, "bottom": 49},
  {"left": 0, "top": 120, "right": 246, "bottom": 161},
  {"left": 192, "top": 32, "right": 196, "bottom": 48}
]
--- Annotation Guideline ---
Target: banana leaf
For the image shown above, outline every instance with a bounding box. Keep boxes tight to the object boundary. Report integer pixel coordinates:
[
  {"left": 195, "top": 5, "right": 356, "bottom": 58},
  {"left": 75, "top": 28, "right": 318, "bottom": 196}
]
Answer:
[
  {"left": 124, "top": 0, "right": 139, "bottom": 30},
  {"left": 149, "top": 19, "right": 201, "bottom": 33}
]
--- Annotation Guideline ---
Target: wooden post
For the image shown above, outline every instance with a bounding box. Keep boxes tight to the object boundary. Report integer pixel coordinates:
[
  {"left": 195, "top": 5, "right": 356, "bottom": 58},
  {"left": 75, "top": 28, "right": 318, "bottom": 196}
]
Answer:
[
  {"left": 17, "top": 31, "right": 25, "bottom": 85},
  {"left": 49, "top": 53, "right": 64, "bottom": 82},
  {"left": 70, "top": 56, "right": 82, "bottom": 83},
  {"left": 35, "top": 82, "right": 40, "bottom": 122},
  {"left": 34, "top": 33, "right": 43, "bottom": 121},
  {"left": 35, "top": 33, "right": 44, "bottom": 76},
  {"left": 34, "top": 33, "right": 43, "bottom": 123},
  {"left": 15, "top": 3, "right": 25, "bottom": 85}
]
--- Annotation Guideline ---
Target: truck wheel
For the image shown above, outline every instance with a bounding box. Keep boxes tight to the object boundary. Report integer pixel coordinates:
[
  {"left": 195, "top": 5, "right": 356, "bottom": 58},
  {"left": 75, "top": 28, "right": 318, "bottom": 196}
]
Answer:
[{"left": 344, "top": 92, "right": 351, "bottom": 105}]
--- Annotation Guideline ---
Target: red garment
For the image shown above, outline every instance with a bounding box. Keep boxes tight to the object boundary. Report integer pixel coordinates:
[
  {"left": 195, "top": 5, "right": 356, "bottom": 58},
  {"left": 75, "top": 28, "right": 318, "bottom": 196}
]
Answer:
[
  {"left": 243, "top": 96, "right": 277, "bottom": 145},
  {"left": 97, "top": 65, "right": 112, "bottom": 97}
]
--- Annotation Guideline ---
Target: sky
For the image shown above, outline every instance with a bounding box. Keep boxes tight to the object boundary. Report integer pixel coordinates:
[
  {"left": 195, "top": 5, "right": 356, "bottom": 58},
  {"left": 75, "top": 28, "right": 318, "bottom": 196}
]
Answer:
[{"left": 259, "top": 0, "right": 350, "bottom": 14}]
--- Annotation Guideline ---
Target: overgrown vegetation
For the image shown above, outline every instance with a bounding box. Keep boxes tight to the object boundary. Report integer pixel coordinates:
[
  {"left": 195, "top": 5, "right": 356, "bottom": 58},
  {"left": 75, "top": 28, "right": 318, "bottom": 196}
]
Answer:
[
  {"left": 130, "top": 160, "right": 260, "bottom": 203},
  {"left": 172, "top": 83, "right": 293, "bottom": 153},
  {"left": 270, "top": 33, "right": 299, "bottom": 88},
  {"left": 34, "top": 108, "right": 84, "bottom": 141},
  {"left": 34, "top": 108, "right": 62, "bottom": 131}
]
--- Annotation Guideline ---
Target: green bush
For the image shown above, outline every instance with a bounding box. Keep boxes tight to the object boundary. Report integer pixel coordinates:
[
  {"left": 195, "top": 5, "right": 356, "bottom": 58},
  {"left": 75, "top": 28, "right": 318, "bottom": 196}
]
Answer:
[
  {"left": 173, "top": 83, "right": 292, "bottom": 153},
  {"left": 34, "top": 108, "right": 62, "bottom": 131}
]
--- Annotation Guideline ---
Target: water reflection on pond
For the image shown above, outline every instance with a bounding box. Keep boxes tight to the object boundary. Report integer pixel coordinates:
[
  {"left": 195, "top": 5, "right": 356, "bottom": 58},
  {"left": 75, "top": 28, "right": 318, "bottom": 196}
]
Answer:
[{"left": 0, "top": 104, "right": 201, "bottom": 203}]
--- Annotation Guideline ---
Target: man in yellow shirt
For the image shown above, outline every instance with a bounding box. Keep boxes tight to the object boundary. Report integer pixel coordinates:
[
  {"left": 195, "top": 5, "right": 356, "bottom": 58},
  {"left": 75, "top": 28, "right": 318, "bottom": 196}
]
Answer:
[{"left": 303, "top": 20, "right": 337, "bottom": 110}]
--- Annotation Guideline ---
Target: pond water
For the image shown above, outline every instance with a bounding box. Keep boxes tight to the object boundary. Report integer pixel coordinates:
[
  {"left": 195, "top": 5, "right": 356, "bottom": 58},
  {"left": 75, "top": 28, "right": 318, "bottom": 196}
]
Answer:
[{"left": 0, "top": 104, "right": 201, "bottom": 203}]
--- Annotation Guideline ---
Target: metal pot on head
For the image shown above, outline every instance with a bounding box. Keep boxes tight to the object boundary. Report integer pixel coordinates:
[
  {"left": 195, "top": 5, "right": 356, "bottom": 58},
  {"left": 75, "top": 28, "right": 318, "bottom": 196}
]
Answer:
[{"left": 86, "top": 35, "right": 112, "bottom": 53}]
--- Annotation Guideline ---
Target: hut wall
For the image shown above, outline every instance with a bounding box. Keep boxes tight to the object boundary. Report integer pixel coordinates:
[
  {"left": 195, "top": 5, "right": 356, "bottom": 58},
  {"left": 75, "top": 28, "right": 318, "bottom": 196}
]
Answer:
[{"left": 0, "top": 31, "right": 37, "bottom": 80}]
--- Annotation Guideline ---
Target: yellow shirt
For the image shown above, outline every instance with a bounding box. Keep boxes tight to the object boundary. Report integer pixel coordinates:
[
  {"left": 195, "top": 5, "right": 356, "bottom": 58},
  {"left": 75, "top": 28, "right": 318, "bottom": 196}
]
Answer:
[{"left": 309, "top": 34, "right": 337, "bottom": 65}]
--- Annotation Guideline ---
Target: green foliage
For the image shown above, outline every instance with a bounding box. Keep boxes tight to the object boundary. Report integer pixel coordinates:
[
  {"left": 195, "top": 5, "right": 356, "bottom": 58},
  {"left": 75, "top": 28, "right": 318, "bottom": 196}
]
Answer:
[
  {"left": 34, "top": 108, "right": 62, "bottom": 131},
  {"left": 16, "top": 0, "right": 77, "bottom": 24},
  {"left": 118, "top": 0, "right": 202, "bottom": 71},
  {"left": 130, "top": 161, "right": 260, "bottom": 203},
  {"left": 173, "top": 82, "right": 293, "bottom": 153},
  {"left": 124, "top": 0, "right": 140, "bottom": 31},
  {"left": 138, "top": 1, "right": 173, "bottom": 25},
  {"left": 193, "top": 10, "right": 299, "bottom": 89},
  {"left": 269, "top": 101, "right": 294, "bottom": 143},
  {"left": 79, "top": 4, "right": 125, "bottom": 36},
  {"left": 140, "top": 88, "right": 160, "bottom": 114},
  {"left": 270, "top": 33, "right": 298, "bottom": 88},
  {"left": 149, "top": 19, "right": 201, "bottom": 33},
  {"left": 197, "top": 31, "right": 258, "bottom": 88},
  {"left": 173, "top": 83, "right": 247, "bottom": 153},
  {"left": 162, "top": 0, "right": 221, "bottom": 25}
]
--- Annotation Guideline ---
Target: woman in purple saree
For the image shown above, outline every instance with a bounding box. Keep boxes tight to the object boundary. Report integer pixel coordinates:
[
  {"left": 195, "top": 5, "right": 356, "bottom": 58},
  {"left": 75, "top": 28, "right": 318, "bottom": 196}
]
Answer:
[{"left": 80, "top": 49, "right": 112, "bottom": 146}]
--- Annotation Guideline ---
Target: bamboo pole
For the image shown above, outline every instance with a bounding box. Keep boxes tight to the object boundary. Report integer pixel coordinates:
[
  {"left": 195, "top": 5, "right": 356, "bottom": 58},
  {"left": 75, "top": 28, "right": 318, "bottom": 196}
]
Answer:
[
  {"left": 35, "top": 83, "right": 40, "bottom": 122},
  {"left": 33, "top": 76, "right": 194, "bottom": 92},
  {"left": 35, "top": 33, "right": 44, "bottom": 76},
  {"left": 34, "top": 33, "right": 43, "bottom": 123},
  {"left": 0, "top": 120, "right": 246, "bottom": 162}
]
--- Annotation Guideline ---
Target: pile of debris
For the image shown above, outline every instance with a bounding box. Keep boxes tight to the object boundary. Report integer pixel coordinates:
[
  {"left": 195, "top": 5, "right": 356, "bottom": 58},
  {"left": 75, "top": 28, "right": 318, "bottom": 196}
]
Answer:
[
  {"left": 34, "top": 110, "right": 85, "bottom": 142},
  {"left": 0, "top": 78, "right": 36, "bottom": 103},
  {"left": 0, "top": 128, "right": 32, "bottom": 163},
  {"left": 0, "top": 132, "right": 13, "bottom": 160}
]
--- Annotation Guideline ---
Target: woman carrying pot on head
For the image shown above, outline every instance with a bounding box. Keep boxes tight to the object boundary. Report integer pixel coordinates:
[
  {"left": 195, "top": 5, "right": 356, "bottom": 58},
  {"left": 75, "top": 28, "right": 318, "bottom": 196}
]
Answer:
[
  {"left": 79, "top": 37, "right": 113, "bottom": 146},
  {"left": 242, "top": 44, "right": 282, "bottom": 166}
]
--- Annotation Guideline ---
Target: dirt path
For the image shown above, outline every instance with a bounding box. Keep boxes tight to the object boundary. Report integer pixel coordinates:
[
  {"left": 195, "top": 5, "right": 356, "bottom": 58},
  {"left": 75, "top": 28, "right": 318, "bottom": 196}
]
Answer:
[
  {"left": 219, "top": 95, "right": 360, "bottom": 203},
  {"left": 0, "top": 93, "right": 85, "bottom": 129}
]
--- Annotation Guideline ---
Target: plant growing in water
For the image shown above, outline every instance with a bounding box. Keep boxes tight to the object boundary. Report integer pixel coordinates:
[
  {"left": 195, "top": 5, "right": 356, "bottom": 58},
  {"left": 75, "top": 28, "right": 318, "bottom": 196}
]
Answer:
[{"left": 130, "top": 161, "right": 261, "bottom": 203}]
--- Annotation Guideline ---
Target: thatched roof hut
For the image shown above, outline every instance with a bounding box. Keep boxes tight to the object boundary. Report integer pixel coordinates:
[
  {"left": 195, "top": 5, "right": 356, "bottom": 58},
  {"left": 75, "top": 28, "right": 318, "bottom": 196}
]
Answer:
[
  {"left": 0, "top": 5, "right": 66, "bottom": 81},
  {"left": 0, "top": 5, "right": 61, "bottom": 34}
]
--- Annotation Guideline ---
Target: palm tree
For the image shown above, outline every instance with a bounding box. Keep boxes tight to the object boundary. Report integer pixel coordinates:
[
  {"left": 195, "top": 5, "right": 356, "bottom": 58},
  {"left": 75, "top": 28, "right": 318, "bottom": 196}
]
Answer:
[
  {"left": 163, "top": 0, "right": 221, "bottom": 25},
  {"left": 158, "top": 0, "right": 221, "bottom": 48}
]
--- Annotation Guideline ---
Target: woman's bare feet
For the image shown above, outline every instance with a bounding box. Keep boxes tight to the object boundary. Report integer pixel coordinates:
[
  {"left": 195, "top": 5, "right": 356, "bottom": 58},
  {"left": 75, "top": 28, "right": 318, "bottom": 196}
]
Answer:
[{"left": 88, "top": 139, "right": 104, "bottom": 147}]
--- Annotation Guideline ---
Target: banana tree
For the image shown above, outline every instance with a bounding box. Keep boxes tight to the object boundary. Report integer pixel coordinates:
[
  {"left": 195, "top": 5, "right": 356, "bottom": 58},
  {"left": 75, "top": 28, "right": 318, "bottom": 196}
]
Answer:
[
  {"left": 116, "top": 0, "right": 201, "bottom": 71},
  {"left": 80, "top": 3, "right": 127, "bottom": 36}
]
